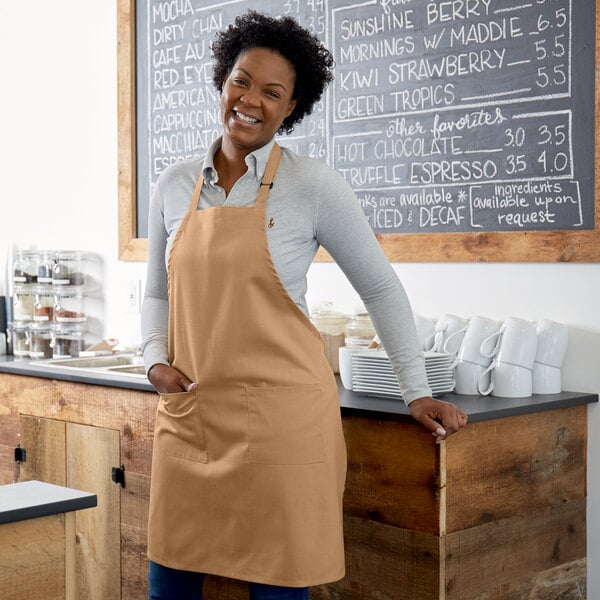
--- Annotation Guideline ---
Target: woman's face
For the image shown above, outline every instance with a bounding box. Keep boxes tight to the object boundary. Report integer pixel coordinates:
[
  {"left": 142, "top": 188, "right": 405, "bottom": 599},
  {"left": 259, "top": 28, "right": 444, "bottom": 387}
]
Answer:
[{"left": 220, "top": 47, "right": 297, "bottom": 154}]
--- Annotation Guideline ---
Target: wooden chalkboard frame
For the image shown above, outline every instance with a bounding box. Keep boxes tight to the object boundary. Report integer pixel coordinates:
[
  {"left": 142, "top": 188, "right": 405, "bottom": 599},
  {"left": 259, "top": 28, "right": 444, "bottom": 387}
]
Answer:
[{"left": 117, "top": 0, "right": 600, "bottom": 262}]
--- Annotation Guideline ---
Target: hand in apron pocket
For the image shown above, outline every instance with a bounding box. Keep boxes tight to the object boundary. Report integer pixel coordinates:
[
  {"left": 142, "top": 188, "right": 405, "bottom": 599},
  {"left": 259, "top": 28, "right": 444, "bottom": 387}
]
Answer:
[{"left": 155, "top": 389, "right": 208, "bottom": 463}]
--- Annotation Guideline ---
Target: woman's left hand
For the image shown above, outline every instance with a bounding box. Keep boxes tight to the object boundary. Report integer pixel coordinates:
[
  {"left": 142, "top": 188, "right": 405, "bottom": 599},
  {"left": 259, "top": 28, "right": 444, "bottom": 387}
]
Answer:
[{"left": 408, "top": 396, "right": 468, "bottom": 443}]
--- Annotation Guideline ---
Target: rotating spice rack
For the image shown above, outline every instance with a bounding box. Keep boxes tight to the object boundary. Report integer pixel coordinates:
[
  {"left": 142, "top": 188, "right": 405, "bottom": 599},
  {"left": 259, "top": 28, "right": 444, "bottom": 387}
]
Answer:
[{"left": 9, "top": 250, "right": 96, "bottom": 360}]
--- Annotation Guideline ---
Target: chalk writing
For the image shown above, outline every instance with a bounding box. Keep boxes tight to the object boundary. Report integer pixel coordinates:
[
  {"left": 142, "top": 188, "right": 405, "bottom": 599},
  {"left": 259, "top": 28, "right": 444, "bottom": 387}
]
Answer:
[{"left": 135, "top": 0, "right": 594, "bottom": 237}]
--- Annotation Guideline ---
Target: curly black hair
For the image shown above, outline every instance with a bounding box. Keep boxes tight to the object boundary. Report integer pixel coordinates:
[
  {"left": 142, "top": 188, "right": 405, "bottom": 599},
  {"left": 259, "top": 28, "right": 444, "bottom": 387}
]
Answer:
[{"left": 211, "top": 10, "right": 334, "bottom": 134}]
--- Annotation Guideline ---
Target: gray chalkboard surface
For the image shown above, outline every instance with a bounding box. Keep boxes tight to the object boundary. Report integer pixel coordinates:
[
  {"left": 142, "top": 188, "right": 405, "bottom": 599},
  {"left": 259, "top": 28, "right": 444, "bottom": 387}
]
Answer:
[{"left": 134, "top": 0, "right": 594, "bottom": 240}]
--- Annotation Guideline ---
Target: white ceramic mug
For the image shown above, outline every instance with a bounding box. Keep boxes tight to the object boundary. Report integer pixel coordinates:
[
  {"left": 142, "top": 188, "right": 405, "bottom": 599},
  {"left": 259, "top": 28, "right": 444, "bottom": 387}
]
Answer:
[
  {"left": 534, "top": 319, "right": 568, "bottom": 368},
  {"left": 480, "top": 317, "right": 537, "bottom": 369},
  {"left": 454, "top": 316, "right": 500, "bottom": 367},
  {"left": 532, "top": 362, "right": 562, "bottom": 394},
  {"left": 414, "top": 315, "right": 435, "bottom": 350},
  {"left": 424, "top": 314, "right": 468, "bottom": 353},
  {"left": 455, "top": 359, "right": 489, "bottom": 395},
  {"left": 478, "top": 360, "right": 532, "bottom": 397}
]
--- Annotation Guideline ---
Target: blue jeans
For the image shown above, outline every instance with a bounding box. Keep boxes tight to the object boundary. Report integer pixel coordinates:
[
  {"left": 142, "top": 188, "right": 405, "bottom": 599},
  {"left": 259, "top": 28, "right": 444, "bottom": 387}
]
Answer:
[{"left": 148, "top": 561, "right": 310, "bottom": 600}]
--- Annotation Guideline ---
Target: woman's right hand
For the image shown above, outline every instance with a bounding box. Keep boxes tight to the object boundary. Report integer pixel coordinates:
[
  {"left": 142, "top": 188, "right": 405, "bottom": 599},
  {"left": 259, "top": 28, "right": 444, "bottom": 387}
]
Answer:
[{"left": 148, "top": 364, "right": 198, "bottom": 394}]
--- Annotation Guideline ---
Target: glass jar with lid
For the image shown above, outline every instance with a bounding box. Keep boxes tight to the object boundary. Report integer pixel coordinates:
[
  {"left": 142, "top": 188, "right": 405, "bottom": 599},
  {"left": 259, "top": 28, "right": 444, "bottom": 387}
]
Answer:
[
  {"left": 33, "top": 285, "right": 54, "bottom": 322},
  {"left": 12, "top": 286, "right": 35, "bottom": 321},
  {"left": 53, "top": 251, "right": 86, "bottom": 286},
  {"left": 53, "top": 287, "right": 86, "bottom": 323},
  {"left": 13, "top": 249, "right": 39, "bottom": 285},
  {"left": 310, "top": 301, "right": 347, "bottom": 373},
  {"left": 345, "top": 313, "right": 376, "bottom": 348},
  {"left": 28, "top": 322, "right": 53, "bottom": 359},
  {"left": 9, "top": 321, "right": 29, "bottom": 357},
  {"left": 37, "top": 250, "right": 57, "bottom": 284},
  {"left": 51, "top": 323, "right": 86, "bottom": 358}
]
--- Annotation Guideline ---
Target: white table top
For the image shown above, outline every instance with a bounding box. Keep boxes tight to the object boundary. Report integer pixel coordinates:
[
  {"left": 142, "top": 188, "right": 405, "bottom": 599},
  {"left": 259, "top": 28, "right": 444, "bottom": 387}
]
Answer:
[{"left": 0, "top": 480, "right": 97, "bottom": 524}]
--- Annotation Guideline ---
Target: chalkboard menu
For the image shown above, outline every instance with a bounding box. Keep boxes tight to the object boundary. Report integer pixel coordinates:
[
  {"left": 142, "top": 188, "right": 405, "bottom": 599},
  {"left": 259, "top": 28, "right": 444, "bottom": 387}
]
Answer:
[{"left": 135, "top": 0, "right": 595, "bottom": 238}]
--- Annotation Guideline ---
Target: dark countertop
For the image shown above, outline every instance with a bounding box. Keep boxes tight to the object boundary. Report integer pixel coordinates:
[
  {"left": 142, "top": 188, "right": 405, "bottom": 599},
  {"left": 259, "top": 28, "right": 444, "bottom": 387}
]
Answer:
[
  {"left": 0, "top": 480, "right": 97, "bottom": 525},
  {"left": 339, "top": 384, "right": 598, "bottom": 423},
  {"left": 0, "top": 355, "right": 597, "bottom": 423}
]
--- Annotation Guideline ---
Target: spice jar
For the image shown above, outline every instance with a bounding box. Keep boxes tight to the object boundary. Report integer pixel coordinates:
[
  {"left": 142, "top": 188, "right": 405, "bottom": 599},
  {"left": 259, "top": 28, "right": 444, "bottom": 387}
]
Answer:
[
  {"left": 28, "top": 322, "right": 53, "bottom": 359},
  {"left": 33, "top": 285, "right": 54, "bottom": 322},
  {"left": 37, "top": 250, "right": 57, "bottom": 284},
  {"left": 53, "top": 251, "right": 86, "bottom": 286},
  {"left": 345, "top": 313, "right": 376, "bottom": 348},
  {"left": 310, "top": 301, "right": 347, "bottom": 373},
  {"left": 13, "top": 250, "right": 39, "bottom": 285},
  {"left": 53, "top": 288, "right": 86, "bottom": 323},
  {"left": 12, "top": 286, "right": 34, "bottom": 321},
  {"left": 51, "top": 324, "right": 86, "bottom": 358},
  {"left": 9, "top": 321, "right": 29, "bottom": 357}
]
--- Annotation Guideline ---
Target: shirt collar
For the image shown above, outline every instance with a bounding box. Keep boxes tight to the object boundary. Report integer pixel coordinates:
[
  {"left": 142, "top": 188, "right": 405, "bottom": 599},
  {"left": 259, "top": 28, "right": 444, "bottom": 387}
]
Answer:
[{"left": 202, "top": 137, "right": 276, "bottom": 186}]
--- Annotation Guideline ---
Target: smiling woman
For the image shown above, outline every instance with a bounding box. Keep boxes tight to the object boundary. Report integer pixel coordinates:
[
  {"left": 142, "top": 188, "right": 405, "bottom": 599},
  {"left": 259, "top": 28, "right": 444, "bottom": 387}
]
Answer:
[{"left": 140, "top": 9, "right": 466, "bottom": 600}]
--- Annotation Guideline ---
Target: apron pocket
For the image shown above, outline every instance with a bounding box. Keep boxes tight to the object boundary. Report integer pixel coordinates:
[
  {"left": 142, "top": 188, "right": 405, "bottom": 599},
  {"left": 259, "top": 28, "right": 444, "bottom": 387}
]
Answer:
[
  {"left": 154, "top": 389, "right": 208, "bottom": 463},
  {"left": 247, "top": 383, "right": 324, "bottom": 465}
]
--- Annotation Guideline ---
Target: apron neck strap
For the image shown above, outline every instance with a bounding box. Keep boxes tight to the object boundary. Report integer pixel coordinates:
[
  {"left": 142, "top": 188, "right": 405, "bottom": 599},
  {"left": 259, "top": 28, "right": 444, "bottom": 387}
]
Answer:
[
  {"left": 187, "top": 143, "right": 282, "bottom": 213},
  {"left": 189, "top": 173, "right": 205, "bottom": 212},
  {"left": 256, "top": 143, "right": 282, "bottom": 209}
]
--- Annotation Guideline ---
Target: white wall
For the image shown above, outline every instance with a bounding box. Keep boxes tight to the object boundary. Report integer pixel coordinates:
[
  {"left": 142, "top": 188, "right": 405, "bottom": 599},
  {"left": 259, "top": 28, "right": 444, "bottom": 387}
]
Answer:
[{"left": 1, "top": 1, "right": 599, "bottom": 594}]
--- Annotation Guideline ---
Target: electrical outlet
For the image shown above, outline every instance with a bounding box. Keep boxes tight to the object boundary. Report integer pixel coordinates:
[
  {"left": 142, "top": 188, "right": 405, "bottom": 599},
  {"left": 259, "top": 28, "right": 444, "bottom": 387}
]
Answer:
[{"left": 125, "top": 280, "right": 141, "bottom": 315}]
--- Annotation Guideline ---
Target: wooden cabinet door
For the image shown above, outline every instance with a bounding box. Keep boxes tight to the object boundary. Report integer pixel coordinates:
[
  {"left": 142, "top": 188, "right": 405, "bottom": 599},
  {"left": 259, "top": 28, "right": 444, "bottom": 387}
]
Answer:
[
  {"left": 19, "top": 415, "right": 66, "bottom": 485},
  {"left": 19, "top": 416, "right": 121, "bottom": 600}
]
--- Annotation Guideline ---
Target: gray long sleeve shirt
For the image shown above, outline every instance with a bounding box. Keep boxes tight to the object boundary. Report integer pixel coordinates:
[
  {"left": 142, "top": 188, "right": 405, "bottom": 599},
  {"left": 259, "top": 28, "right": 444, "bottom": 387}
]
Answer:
[{"left": 141, "top": 137, "right": 431, "bottom": 404}]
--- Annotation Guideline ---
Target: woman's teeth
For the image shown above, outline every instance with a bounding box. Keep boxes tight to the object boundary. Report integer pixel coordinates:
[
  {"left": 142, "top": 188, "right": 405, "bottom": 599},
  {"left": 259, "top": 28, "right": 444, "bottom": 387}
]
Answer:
[{"left": 235, "top": 111, "right": 258, "bottom": 123}]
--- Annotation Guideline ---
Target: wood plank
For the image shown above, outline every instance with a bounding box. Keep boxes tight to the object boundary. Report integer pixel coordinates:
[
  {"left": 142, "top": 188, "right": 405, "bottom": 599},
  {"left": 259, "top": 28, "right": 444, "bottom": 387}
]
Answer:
[
  {"left": 121, "top": 472, "right": 151, "bottom": 600},
  {"left": 0, "top": 514, "right": 66, "bottom": 600},
  {"left": 117, "top": 0, "right": 146, "bottom": 261},
  {"left": 313, "top": 514, "right": 441, "bottom": 600},
  {"left": 121, "top": 470, "right": 150, "bottom": 534},
  {"left": 67, "top": 422, "right": 121, "bottom": 600},
  {"left": 0, "top": 444, "right": 16, "bottom": 485},
  {"left": 121, "top": 523, "right": 149, "bottom": 600},
  {"left": 463, "top": 558, "right": 586, "bottom": 600},
  {"left": 0, "top": 375, "right": 22, "bottom": 485},
  {"left": 343, "top": 415, "right": 442, "bottom": 534},
  {"left": 65, "top": 512, "right": 76, "bottom": 600},
  {"left": 445, "top": 406, "right": 586, "bottom": 532},
  {"left": 0, "top": 377, "right": 22, "bottom": 450},
  {"left": 445, "top": 500, "right": 586, "bottom": 599},
  {"left": 19, "top": 415, "right": 66, "bottom": 485}
]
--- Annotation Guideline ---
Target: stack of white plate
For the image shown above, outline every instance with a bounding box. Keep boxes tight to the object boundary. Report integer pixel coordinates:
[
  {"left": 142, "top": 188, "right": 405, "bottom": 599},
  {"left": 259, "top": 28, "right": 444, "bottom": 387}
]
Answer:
[{"left": 351, "top": 351, "right": 455, "bottom": 400}]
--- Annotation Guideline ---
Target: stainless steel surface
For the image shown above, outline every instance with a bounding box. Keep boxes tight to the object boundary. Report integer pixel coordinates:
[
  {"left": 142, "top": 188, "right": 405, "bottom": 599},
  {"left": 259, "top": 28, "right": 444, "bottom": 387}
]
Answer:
[
  {"left": 106, "top": 364, "right": 146, "bottom": 376},
  {"left": 41, "top": 355, "right": 142, "bottom": 368},
  {"left": 31, "top": 354, "right": 147, "bottom": 379}
]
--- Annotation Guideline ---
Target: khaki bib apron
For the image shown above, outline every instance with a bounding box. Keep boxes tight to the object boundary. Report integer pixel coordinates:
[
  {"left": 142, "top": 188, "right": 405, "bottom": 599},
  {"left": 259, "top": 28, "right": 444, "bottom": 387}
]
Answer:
[{"left": 147, "top": 144, "right": 347, "bottom": 587}]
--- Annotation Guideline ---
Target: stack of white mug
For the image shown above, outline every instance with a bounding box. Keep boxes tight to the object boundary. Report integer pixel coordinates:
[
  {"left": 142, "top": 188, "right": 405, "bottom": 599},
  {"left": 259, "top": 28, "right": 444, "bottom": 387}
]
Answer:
[
  {"left": 415, "top": 314, "right": 568, "bottom": 398},
  {"left": 531, "top": 319, "right": 570, "bottom": 394},
  {"left": 421, "top": 314, "right": 469, "bottom": 355}
]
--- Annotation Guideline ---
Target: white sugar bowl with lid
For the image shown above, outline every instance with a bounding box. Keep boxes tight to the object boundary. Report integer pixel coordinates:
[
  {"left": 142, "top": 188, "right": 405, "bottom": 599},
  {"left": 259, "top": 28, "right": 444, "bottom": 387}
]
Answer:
[{"left": 311, "top": 301, "right": 347, "bottom": 374}]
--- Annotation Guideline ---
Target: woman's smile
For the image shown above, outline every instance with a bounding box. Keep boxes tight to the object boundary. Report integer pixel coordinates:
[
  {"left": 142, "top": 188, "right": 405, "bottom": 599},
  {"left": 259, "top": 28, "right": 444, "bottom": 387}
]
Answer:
[{"left": 232, "top": 110, "right": 261, "bottom": 125}]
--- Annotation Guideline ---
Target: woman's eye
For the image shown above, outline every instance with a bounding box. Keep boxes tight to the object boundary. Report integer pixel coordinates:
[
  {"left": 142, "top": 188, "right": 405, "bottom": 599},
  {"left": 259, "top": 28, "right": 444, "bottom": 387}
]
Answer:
[
  {"left": 233, "top": 78, "right": 247, "bottom": 86},
  {"left": 266, "top": 90, "right": 280, "bottom": 99}
]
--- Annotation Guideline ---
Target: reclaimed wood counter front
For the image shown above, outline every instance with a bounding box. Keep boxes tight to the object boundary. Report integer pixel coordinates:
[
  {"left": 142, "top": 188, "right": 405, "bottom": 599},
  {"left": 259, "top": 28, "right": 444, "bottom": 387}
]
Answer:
[
  {"left": 0, "top": 481, "right": 97, "bottom": 600},
  {"left": 0, "top": 362, "right": 596, "bottom": 599}
]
